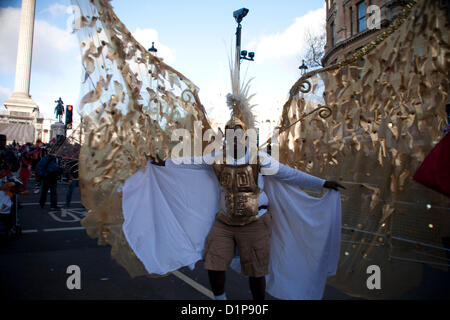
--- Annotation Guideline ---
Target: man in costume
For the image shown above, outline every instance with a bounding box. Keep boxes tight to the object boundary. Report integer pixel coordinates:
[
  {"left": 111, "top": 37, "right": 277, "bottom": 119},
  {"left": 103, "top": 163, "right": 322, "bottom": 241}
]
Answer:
[
  {"left": 149, "top": 89, "right": 344, "bottom": 300},
  {"left": 72, "top": 0, "right": 449, "bottom": 300},
  {"left": 68, "top": 0, "right": 345, "bottom": 299}
]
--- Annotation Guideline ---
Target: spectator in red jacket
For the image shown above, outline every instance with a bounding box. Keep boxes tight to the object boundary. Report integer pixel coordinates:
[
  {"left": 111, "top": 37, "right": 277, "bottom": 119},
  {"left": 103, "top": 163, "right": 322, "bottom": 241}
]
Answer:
[{"left": 18, "top": 148, "right": 32, "bottom": 194}]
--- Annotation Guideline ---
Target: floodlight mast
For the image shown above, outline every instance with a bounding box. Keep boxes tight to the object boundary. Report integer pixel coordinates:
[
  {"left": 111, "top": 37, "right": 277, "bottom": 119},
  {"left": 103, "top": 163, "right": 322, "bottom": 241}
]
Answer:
[
  {"left": 233, "top": 8, "right": 249, "bottom": 86},
  {"left": 235, "top": 23, "right": 242, "bottom": 85}
]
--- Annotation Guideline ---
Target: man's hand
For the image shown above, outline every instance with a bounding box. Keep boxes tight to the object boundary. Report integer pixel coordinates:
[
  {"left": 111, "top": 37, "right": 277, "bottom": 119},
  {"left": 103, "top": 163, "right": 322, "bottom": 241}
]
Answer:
[
  {"left": 150, "top": 154, "right": 165, "bottom": 166},
  {"left": 323, "top": 180, "right": 346, "bottom": 191}
]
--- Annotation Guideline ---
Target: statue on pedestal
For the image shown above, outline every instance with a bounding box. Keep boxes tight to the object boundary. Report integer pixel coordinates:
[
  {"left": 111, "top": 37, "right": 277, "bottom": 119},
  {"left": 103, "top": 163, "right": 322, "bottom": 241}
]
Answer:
[{"left": 54, "top": 97, "right": 64, "bottom": 122}]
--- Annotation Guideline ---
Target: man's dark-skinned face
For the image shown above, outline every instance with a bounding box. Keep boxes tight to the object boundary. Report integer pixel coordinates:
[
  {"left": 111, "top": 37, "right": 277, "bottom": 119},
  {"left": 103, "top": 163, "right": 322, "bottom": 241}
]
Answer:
[{"left": 225, "top": 125, "right": 246, "bottom": 159}]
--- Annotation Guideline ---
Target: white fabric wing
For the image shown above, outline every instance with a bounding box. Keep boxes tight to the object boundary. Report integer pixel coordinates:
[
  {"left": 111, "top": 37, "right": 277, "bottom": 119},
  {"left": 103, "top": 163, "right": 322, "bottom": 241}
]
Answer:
[
  {"left": 122, "top": 162, "right": 219, "bottom": 274},
  {"left": 263, "top": 176, "right": 341, "bottom": 299},
  {"left": 122, "top": 162, "right": 341, "bottom": 299}
]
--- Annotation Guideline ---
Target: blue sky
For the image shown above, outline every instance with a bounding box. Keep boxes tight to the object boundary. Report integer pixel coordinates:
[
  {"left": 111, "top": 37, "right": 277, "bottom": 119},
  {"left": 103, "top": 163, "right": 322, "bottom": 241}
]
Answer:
[{"left": 0, "top": 0, "right": 325, "bottom": 132}]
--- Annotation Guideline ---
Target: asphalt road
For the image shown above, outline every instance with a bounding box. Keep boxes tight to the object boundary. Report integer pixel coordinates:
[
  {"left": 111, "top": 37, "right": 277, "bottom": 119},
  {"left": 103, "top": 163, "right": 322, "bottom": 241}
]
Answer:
[{"left": 0, "top": 177, "right": 447, "bottom": 300}]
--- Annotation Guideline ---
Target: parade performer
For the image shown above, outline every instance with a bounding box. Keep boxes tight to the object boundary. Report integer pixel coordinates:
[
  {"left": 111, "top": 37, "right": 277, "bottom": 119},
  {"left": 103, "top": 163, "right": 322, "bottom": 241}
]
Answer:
[
  {"left": 74, "top": 0, "right": 449, "bottom": 300},
  {"left": 138, "top": 69, "right": 345, "bottom": 300},
  {"left": 72, "top": 0, "right": 343, "bottom": 300}
]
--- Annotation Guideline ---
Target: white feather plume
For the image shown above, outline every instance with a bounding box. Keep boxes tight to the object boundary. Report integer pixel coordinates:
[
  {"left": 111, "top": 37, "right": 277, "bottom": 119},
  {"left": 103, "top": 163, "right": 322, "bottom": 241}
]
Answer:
[{"left": 226, "top": 53, "right": 257, "bottom": 129}]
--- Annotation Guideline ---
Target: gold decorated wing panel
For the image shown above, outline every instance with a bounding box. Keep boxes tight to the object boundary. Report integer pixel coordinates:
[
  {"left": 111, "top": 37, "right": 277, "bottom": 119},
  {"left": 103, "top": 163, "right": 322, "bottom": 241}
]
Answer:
[
  {"left": 71, "top": 0, "right": 211, "bottom": 277},
  {"left": 273, "top": 0, "right": 449, "bottom": 298}
]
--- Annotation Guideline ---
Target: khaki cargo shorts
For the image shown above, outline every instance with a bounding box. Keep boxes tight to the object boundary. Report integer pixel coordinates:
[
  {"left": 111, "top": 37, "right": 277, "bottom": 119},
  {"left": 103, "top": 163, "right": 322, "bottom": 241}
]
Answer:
[{"left": 203, "top": 211, "right": 272, "bottom": 278}]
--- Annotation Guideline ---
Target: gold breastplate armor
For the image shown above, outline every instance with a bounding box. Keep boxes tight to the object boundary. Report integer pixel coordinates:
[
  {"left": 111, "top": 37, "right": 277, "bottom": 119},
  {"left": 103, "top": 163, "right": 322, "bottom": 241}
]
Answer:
[{"left": 213, "top": 163, "right": 260, "bottom": 226}]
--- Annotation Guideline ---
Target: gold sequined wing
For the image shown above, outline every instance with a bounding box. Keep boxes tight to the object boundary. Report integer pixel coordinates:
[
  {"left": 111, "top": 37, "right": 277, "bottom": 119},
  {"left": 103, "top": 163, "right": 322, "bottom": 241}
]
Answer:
[
  {"left": 273, "top": 0, "right": 449, "bottom": 298},
  {"left": 71, "top": 0, "right": 212, "bottom": 277}
]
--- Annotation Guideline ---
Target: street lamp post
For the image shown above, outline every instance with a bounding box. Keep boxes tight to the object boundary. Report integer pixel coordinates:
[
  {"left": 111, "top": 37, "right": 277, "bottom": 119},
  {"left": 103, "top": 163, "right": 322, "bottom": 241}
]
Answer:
[
  {"left": 299, "top": 59, "right": 308, "bottom": 76},
  {"left": 235, "top": 15, "right": 242, "bottom": 83},
  {"left": 148, "top": 42, "right": 157, "bottom": 56},
  {"left": 233, "top": 8, "right": 254, "bottom": 84}
]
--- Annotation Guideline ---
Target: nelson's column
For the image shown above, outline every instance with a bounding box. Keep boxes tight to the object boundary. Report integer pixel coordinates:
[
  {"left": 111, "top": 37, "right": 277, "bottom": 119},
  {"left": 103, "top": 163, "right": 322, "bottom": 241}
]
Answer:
[{"left": 3, "top": 0, "right": 43, "bottom": 143}]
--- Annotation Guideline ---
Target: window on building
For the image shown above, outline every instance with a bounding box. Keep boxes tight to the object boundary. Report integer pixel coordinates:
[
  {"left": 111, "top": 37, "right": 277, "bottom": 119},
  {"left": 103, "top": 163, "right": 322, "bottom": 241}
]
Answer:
[
  {"left": 357, "top": 1, "right": 366, "bottom": 32},
  {"left": 350, "top": 6, "right": 354, "bottom": 36},
  {"left": 331, "top": 21, "right": 335, "bottom": 47}
]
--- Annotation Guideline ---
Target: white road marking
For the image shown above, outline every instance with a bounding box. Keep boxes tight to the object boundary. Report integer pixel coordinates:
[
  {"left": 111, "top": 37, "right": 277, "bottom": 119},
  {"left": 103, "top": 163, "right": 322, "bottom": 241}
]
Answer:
[
  {"left": 42, "top": 227, "right": 85, "bottom": 232},
  {"left": 20, "top": 201, "right": 82, "bottom": 206},
  {"left": 22, "top": 227, "right": 86, "bottom": 233},
  {"left": 22, "top": 229, "right": 38, "bottom": 233},
  {"left": 171, "top": 270, "right": 214, "bottom": 300},
  {"left": 48, "top": 209, "right": 85, "bottom": 223}
]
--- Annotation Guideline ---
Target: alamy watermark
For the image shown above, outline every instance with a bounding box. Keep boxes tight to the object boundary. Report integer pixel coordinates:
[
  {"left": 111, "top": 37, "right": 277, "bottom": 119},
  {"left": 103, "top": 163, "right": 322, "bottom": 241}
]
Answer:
[
  {"left": 66, "top": 265, "right": 81, "bottom": 290},
  {"left": 367, "top": 5, "right": 381, "bottom": 30},
  {"left": 366, "top": 265, "right": 381, "bottom": 290}
]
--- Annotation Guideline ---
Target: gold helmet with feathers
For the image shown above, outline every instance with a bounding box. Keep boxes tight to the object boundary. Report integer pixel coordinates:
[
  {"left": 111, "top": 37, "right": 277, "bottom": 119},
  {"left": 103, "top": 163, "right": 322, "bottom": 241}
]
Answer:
[{"left": 225, "top": 55, "right": 257, "bottom": 131}]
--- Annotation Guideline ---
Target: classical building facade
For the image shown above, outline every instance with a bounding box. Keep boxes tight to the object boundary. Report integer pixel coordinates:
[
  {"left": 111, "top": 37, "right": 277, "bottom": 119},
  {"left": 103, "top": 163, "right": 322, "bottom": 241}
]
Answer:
[
  {"left": 322, "top": 0, "right": 409, "bottom": 66},
  {"left": 0, "top": 107, "right": 57, "bottom": 144}
]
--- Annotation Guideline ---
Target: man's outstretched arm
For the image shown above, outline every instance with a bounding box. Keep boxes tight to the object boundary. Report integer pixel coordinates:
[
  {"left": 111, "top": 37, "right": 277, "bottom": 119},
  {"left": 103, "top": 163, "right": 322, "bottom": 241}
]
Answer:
[
  {"left": 259, "top": 151, "right": 345, "bottom": 192},
  {"left": 323, "top": 180, "right": 345, "bottom": 191},
  {"left": 150, "top": 154, "right": 212, "bottom": 170}
]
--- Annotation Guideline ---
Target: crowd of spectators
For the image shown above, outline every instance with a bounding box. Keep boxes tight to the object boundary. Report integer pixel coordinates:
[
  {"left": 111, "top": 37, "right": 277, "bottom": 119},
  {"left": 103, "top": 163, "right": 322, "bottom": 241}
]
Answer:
[{"left": 0, "top": 135, "right": 80, "bottom": 212}]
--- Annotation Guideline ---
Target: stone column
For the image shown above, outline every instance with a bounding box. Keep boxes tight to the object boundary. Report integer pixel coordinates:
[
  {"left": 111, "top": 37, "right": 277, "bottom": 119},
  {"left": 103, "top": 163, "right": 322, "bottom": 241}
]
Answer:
[
  {"left": 335, "top": 0, "right": 346, "bottom": 44},
  {"left": 13, "top": 0, "right": 36, "bottom": 98},
  {"left": 5, "top": 0, "right": 36, "bottom": 103},
  {"left": 4, "top": 0, "right": 41, "bottom": 141}
]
